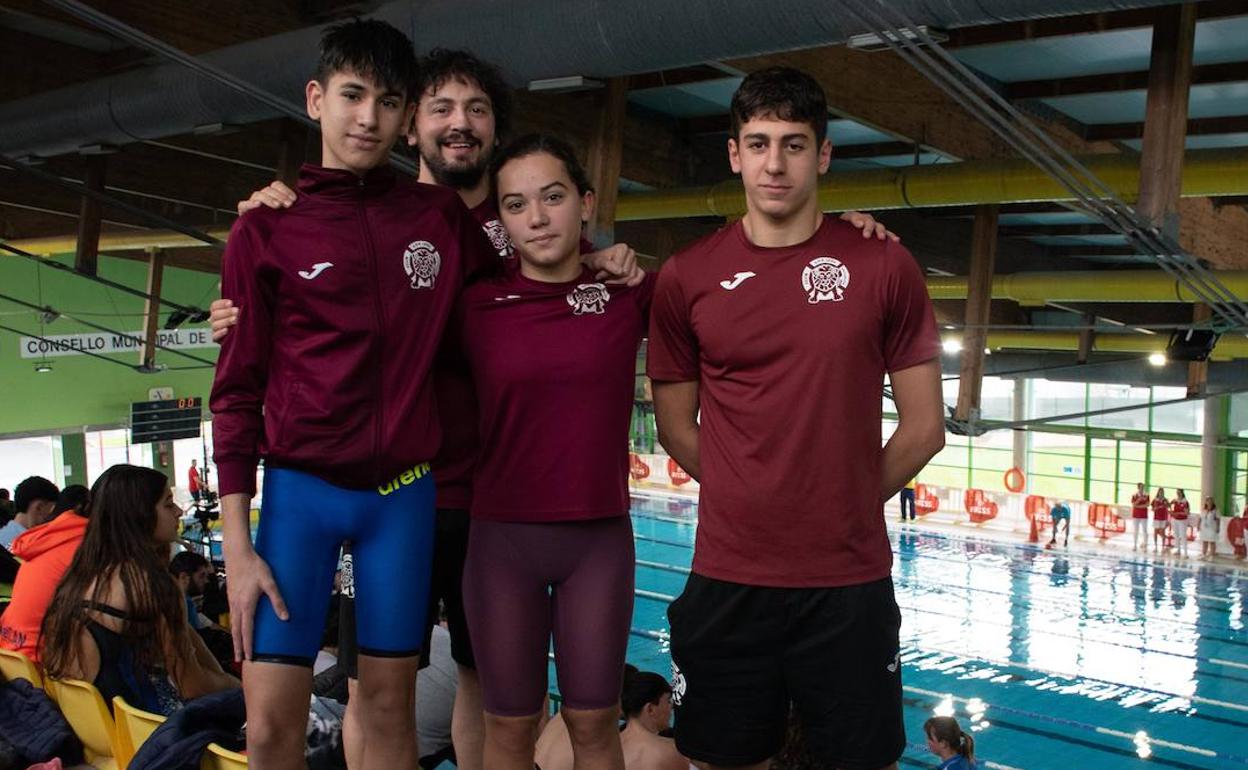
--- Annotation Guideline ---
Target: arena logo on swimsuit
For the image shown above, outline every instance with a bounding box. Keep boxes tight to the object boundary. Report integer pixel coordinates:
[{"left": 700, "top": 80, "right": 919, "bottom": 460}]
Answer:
[{"left": 377, "top": 461, "right": 432, "bottom": 496}]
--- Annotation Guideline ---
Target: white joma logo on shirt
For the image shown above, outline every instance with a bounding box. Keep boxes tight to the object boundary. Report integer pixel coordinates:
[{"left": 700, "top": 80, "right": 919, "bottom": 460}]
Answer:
[
  {"left": 719, "top": 271, "right": 757, "bottom": 290},
  {"left": 298, "top": 262, "right": 334, "bottom": 280}
]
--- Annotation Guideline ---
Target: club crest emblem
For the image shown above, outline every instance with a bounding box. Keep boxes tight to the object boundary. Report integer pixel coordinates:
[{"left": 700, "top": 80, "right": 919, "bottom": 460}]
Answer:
[
  {"left": 567, "top": 282, "right": 610, "bottom": 315},
  {"left": 403, "top": 240, "right": 441, "bottom": 289},
  {"left": 801, "top": 256, "right": 850, "bottom": 304},
  {"left": 482, "top": 219, "right": 514, "bottom": 259},
  {"left": 670, "top": 662, "right": 687, "bottom": 706}
]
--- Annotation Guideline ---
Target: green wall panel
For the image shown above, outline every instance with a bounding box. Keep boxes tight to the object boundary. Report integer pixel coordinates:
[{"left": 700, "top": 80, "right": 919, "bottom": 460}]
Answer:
[{"left": 0, "top": 252, "right": 218, "bottom": 436}]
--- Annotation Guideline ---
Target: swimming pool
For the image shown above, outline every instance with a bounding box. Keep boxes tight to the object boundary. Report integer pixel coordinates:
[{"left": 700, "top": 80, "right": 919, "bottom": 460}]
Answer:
[{"left": 600, "top": 492, "right": 1248, "bottom": 770}]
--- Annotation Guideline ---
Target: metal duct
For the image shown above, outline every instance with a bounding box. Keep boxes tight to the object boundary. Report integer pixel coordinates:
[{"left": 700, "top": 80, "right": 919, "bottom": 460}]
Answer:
[
  {"left": 614, "top": 147, "right": 1248, "bottom": 220},
  {"left": 977, "top": 331, "right": 1248, "bottom": 361},
  {"left": 0, "top": 0, "right": 1184, "bottom": 159},
  {"left": 10, "top": 226, "right": 1245, "bottom": 309},
  {"left": 927, "top": 269, "right": 1248, "bottom": 305}
]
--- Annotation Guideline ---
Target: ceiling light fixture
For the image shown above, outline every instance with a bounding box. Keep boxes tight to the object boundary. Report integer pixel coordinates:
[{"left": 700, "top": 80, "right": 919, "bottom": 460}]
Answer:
[
  {"left": 527, "top": 75, "right": 604, "bottom": 93},
  {"left": 847, "top": 26, "right": 948, "bottom": 52}
]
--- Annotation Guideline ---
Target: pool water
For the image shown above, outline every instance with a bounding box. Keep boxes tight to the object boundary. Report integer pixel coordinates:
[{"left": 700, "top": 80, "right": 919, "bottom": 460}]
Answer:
[
  {"left": 203, "top": 495, "right": 1246, "bottom": 768},
  {"left": 597, "top": 493, "right": 1248, "bottom": 770}
]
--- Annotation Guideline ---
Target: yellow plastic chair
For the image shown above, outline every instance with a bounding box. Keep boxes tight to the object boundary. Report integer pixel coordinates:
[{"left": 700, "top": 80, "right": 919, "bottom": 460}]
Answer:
[
  {"left": 45, "top": 678, "right": 122, "bottom": 770},
  {"left": 113, "top": 696, "right": 166, "bottom": 768},
  {"left": 0, "top": 647, "right": 42, "bottom": 687},
  {"left": 201, "top": 742, "right": 248, "bottom": 769}
]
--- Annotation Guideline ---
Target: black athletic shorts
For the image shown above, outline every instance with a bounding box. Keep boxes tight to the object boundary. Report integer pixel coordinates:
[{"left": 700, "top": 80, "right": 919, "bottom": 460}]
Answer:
[
  {"left": 338, "top": 508, "right": 475, "bottom": 678},
  {"left": 667, "top": 573, "right": 904, "bottom": 769}
]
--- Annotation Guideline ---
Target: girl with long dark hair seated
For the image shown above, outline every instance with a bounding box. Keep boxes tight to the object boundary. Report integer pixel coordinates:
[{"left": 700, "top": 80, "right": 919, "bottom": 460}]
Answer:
[{"left": 39, "top": 464, "right": 239, "bottom": 715}]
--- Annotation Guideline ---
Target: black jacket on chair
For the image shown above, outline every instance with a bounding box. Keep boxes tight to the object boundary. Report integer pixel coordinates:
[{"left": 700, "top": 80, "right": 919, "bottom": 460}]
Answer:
[
  {"left": 128, "top": 687, "right": 245, "bottom": 770},
  {"left": 0, "top": 677, "right": 83, "bottom": 768}
]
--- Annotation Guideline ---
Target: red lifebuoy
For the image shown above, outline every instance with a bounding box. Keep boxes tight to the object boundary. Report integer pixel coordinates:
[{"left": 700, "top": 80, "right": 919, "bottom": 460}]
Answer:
[{"left": 1004, "top": 467, "right": 1025, "bottom": 493}]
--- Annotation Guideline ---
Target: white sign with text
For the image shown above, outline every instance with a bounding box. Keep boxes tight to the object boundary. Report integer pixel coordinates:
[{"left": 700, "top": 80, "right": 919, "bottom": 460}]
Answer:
[{"left": 19, "top": 328, "right": 214, "bottom": 358}]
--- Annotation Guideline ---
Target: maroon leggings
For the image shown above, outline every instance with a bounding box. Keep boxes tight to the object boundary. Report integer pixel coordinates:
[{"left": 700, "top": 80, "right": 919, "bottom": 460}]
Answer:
[{"left": 462, "top": 515, "right": 635, "bottom": 716}]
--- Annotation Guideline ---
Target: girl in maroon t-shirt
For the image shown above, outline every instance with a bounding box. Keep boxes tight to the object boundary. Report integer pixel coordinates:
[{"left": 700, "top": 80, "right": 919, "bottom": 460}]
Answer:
[
  {"left": 1151, "top": 488, "right": 1170, "bottom": 552},
  {"left": 455, "top": 134, "right": 654, "bottom": 769},
  {"left": 1171, "top": 488, "right": 1191, "bottom": 558}
]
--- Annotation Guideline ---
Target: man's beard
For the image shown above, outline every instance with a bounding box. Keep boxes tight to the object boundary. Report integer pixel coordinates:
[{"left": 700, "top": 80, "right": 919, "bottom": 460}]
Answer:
[{"left": 419, "top": 134, "right": 490, "bottom": 190}]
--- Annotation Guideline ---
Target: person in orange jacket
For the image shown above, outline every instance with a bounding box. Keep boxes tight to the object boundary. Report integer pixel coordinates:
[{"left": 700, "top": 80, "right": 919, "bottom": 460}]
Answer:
[{"left": 0, "top": 503, "right": 90, "bottom": 661}]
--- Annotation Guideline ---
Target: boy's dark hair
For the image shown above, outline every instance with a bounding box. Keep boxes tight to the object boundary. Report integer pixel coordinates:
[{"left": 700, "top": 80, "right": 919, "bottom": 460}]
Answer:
[
  {"left": 53, "top": 485, "right": 90, "bottom": 517},
  {"left": 490, "top": 133, "right": 594, "bottom": 197},
  {"left": 314, "top": 18, "right": 418, "bottom": 98},
  {"left": 730, "top": 66, "right": 828, "bottom": 145},
  {"left": 14, "top": 476, "right": 58, "bottom": 515},
  {"left": 169, "top": 550, "right": 210, "bottom": 577},
  {"left": 414, "top": 48, "right": 513, "bottom": 138},
  {"left": 620, "top": 669, "right": 671, "bottom": 717}
]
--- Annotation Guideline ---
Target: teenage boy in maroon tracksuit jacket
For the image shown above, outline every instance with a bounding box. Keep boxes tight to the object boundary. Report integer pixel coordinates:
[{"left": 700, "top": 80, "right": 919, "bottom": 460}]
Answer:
[{"left": 210, "top": 20, "right": 492, "bottom": 770}]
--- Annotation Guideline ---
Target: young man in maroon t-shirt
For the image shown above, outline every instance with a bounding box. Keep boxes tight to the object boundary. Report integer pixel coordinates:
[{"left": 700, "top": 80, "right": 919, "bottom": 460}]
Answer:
[{"left": 647, "top": 68, "right": 946, "bottom": 770}]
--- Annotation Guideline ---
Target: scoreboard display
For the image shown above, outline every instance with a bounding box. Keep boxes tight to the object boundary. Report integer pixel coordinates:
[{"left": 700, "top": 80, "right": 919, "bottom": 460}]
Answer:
[{"left": 130, "top": 397, "right": 203, "bottom": 444}]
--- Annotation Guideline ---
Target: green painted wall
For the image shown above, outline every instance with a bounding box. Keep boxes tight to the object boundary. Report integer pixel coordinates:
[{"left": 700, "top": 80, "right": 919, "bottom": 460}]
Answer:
[
  {"left": 60, "top": 433, "right": 87, "bottom": 486},
  {"left": 0, "top": 252, "right": 219, "bottom": 436}
]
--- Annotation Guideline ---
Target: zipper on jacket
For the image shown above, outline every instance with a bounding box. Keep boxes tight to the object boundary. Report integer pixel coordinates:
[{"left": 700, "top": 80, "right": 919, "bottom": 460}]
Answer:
[{"left": 357, "top": 191, "right": 385, "bottom": 483}]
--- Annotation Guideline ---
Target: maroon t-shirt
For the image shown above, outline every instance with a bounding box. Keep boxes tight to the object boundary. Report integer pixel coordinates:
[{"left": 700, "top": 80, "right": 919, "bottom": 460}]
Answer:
[
  {"left": 458, "top": 266, "right": 655, "bottom": 522},
  {"left": 432, "top": 198, "right": 511, "bottom": 509},
  {"left": 1131, "top": 492, "right": 1149, "bottom": 519},
  {"left": 1172, "top": 499, "right": 1190, "bottom": 520},
  {"left": 434, "top": 199, "right": 597, "bottom": 509},
  {"left": 647, "top": 217, "right": 939, "bottom": 588}
]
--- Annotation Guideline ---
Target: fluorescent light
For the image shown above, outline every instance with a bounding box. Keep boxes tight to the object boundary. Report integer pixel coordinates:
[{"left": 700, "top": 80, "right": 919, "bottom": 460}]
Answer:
[
  {"left": 847, "top": 26, "right": 948, "bottom": 52},
  {"left": 34, "top": 360, "right": 52, "bottom": 373},
  {"left": 193, "top": 122, "right": 241, "bottom": 136},
  {"left": 942, "top": 338, "right": 963, "bottom": 354},
  {"left": 1148, "top": 352, "right": 1166, "bottom": 367},
  {"left": 77, "top": 143, "right": 118, "bottom": 155},
  {"left": 527, "top": 76, "right": 603, "bottom": 93}
]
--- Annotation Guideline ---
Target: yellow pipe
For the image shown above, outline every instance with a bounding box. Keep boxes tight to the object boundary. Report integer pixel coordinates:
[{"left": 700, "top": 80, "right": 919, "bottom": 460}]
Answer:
[
  {"left": 969, "top": 331, "right": 1248, "bottom": 361},
  {"left": 927, "top": 270, "right": 1248, "bottom": 305},
  {"left": 3, "top": 228, "right": 230, "bottom": 256},
  {"left": 616, "top": 147, "right": 1248, "bottom": 221}
]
